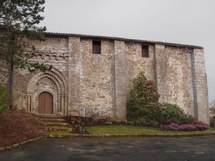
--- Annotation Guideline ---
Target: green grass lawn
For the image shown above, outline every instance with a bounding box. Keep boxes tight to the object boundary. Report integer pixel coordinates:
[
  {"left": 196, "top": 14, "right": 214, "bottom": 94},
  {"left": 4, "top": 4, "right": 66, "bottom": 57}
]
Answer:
[{"left": 86, "top": 125, "right": 215, "bottom": 136}]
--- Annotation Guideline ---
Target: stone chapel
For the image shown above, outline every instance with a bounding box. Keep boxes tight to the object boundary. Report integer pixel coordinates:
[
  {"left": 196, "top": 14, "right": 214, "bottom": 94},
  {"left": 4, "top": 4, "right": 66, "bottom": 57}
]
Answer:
[{"left": 0, "top": 32, "right": 209, "bottom": 123}]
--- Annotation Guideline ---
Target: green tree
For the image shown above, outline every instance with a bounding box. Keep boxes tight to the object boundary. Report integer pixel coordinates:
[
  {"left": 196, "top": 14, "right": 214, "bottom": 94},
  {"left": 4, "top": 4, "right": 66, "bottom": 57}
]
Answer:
[
  {"left": 127, "top": 72, "right": 160, "bottom": 125},
  {"left": 0, "top": 0, "right": 50, "bottom": 107},
  {"left": 0, "top": 85, "right": 8, "bottom": 114}
]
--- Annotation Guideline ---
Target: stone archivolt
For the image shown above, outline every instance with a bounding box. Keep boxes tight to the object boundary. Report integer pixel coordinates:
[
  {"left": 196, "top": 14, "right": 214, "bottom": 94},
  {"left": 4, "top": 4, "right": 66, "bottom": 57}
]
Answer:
[{"left": 26, "top": 68, "right": 68, "bottom": 115}]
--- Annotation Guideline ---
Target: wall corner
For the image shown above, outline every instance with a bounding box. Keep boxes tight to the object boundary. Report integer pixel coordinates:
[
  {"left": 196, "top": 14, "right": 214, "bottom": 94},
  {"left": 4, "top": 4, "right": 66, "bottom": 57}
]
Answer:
[{"left": 192, "top": 48, "right": 209, "bottom": 124}]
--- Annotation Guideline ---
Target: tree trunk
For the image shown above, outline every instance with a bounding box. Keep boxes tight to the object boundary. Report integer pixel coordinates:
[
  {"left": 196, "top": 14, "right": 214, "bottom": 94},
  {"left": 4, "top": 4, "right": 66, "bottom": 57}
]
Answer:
[{"left": 8, "top": 62, "right": 13, "bottom": 108}]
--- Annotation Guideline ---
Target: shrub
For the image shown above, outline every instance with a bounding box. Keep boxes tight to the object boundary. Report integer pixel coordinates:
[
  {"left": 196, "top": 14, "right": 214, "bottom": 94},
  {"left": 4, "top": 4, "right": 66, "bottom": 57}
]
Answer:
[
  {"left": 126, "top": 72, "right": 202, "bottom": 130},
  {"left": 165, "top": 122, "right": 209, "bottom": 131},
  {"left": 127, "top": 72, "right": 160, "bottom": 126},
  {"left": 210, "top": 117, "right": 215, "bottom": 127},
  {"left": 64, "top": 116, "right": 89, "bottom": 134},
  {"left": 0, "top": 85, "right": 8, "bottom": 115},
  {"left": 160, "top": 103, "right": 194, "bottom": 124},
  {"left": 64, "top": 116, "right": 113, "bottom": 133}
]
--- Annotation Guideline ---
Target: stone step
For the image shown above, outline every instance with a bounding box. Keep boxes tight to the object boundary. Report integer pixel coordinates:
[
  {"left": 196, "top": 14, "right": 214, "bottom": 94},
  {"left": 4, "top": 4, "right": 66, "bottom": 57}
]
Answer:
[
  {"left": 44, "top": 122, "right": 70, "bottom": 127},
  {"left": 37, "top": 114, "right": 61, "bottom": 119},
  {"left": 41, "top": 118, "right": 65, "bottom": 122},
  {"left": 38, "top": 114, "right": 73, "bottom": 137},
  {"left": 46, "top": 131, "right": 73, "bottom": 138},
  {"left": 45, "top": 126, "right": 72, "bottom": 132}
]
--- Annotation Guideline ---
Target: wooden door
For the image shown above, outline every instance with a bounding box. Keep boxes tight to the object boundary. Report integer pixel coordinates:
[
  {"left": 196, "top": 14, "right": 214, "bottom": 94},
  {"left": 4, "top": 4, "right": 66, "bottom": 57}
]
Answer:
[{"left": 38, "top": 92, "right": 53, "bottom": 114}]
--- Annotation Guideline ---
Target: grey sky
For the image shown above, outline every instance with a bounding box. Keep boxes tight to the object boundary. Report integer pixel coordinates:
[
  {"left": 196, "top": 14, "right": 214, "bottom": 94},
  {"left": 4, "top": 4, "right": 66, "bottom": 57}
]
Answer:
[{"left": 41, "top": 0, "right": 215, "bottom": 102}]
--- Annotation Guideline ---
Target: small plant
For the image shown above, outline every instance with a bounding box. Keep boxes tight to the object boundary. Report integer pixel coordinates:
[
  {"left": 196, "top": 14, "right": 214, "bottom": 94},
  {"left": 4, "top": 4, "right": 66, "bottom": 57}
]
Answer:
[
  {"left": 210, "top": 117, "right": 215, "bottom": 127},
  {"left": 64, "top": 116, "right": 89, "bottom": 134}
]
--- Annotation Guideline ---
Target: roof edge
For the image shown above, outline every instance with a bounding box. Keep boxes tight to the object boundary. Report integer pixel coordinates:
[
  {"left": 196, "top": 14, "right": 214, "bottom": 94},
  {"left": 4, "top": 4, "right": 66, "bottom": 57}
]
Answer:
[{"left": 44, "top": 32, "right": 203, "bottom": 49}]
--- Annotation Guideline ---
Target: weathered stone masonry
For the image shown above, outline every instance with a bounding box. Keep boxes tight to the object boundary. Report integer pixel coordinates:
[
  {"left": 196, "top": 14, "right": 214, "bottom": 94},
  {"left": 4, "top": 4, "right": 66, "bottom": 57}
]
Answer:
[{"left": 0, "top": 33, "right": 209, "bottom": 123}]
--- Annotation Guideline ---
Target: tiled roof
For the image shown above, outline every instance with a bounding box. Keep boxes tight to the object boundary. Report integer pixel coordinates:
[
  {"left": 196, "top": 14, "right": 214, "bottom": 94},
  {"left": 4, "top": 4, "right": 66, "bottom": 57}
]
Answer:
[{"left": 44, "top": 32, "right": 203, "bottom": 49}]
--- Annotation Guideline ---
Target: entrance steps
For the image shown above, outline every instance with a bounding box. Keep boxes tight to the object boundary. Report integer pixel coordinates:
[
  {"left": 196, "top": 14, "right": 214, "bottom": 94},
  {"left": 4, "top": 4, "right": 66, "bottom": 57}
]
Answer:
[{"left": 38, "top": 114, "right": 72, "bottom": 137}]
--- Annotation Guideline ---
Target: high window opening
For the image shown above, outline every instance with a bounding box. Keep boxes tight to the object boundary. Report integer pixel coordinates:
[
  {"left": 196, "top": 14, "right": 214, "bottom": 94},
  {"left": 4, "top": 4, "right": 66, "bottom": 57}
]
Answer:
[
  {"left": 93, "top": 40, "right": 101, "bottom": 54},
  {"left": 142, "top": 45, "right": 149, "bottom": 58}
]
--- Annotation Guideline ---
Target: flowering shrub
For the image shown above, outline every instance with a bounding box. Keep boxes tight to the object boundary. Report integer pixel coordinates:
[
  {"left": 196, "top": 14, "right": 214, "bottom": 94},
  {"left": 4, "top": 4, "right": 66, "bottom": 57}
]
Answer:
[
  {"left": 127, "top": 72, "right": 160, "bottom": 126},
  {"left": 165, "top": 123, "right": 209, "bottom": 131}
]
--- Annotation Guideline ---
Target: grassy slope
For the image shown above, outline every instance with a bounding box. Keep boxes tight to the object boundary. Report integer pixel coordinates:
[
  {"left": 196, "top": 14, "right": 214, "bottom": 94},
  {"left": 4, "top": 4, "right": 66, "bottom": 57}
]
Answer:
[{"left": 86, "top": 125, "right": 215, "bottom": 136}]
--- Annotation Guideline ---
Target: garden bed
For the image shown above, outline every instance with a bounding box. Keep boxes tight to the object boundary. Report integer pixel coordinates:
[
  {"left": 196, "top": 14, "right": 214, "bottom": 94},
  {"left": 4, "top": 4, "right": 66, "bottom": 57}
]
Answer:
[{"left": 86, "top": 125, "right": 215, "bottom": 136}]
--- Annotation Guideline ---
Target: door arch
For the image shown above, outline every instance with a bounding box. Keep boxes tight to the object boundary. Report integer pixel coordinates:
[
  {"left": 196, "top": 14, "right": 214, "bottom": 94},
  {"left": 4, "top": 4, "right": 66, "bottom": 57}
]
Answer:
[{"left": 38, "top": 92, "right": 53, "bottom": 114}]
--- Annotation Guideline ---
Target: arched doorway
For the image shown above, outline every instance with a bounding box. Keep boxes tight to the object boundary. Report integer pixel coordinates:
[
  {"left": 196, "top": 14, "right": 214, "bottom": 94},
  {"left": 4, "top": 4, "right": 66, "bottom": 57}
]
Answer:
[
  {"left": 38, "top": 92, "right": 53, "bottom": 114},
  {"left": 26, "top": 68, "right": 68, "bottom": 115}
]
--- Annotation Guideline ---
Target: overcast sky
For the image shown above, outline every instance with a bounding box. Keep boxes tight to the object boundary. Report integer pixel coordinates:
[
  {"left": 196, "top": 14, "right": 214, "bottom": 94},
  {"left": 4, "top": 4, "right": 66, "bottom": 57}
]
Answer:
[{"left": 40, "top": 0, "right": 215, "bottom": 102}]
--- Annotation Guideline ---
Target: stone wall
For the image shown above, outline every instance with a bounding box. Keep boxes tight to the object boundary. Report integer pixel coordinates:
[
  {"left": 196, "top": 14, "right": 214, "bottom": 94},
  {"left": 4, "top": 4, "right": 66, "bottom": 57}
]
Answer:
[
  {"left": 0, "top": 34, "right": 208, "bottom": 123},
  {"left": 114, "top": 40, "right": 127, "bottom": 119},
  {"left": 67, "top": 37, "right": 81, "bottom": 116},
  {"left": 192, "top": 49, "right": 209, "bottom": 123},
  {"left": 154, "top": 45, "right": 209, "bottom": 123},
  {"left": 79, "top": 39, "right": 115, "bottom": 118},
  {"left": 126, "top": 42, "right": 155, "bottom": 91},
  {"left": 155, "top": 46, "right": 194, "bottom": 114},
  {"left": 11, "top": 37, "right": 69, "bottom": 114}
]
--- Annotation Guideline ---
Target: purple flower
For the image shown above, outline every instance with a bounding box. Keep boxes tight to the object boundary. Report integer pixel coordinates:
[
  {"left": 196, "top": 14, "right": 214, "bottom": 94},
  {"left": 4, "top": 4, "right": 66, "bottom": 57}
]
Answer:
[{"left": 165, "top": 123, "right": 209, "bottom": 131}]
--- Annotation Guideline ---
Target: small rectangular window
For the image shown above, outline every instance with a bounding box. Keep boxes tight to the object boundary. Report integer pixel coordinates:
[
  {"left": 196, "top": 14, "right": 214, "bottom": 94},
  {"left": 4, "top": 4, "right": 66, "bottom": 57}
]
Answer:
[
  {"left": 93, "top": 40, "right": 101, "bottom": 54},
  {"left": 142, "top": 45, "right": 149, "bottom": 57}
]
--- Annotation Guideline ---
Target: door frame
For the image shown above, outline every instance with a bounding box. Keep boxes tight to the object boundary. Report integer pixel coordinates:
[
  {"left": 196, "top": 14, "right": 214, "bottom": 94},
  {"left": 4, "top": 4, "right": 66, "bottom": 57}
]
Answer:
[{"left": 38, "top": 91, "right": 54, "bottom": 114}]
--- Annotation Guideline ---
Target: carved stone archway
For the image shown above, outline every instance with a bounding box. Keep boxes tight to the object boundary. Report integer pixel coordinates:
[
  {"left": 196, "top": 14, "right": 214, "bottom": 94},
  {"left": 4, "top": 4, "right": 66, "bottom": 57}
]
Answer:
[{"left": 26, "top": 68, "right": 68, "bottom": 115}]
